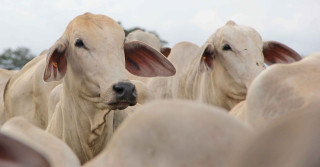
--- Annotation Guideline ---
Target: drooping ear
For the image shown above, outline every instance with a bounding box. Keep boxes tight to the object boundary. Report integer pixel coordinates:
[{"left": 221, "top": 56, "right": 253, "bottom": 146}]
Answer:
[
  {"left": 124, "top": 40, "right": 176, "bottom": 77},
  {"left": 199, "top": 43, "right": 215, "bottom": 73},
  {"left": 263, "top": 41, "right": 302, "bottom": 65},
  {"left": 43, "top": 39, "right": 68, "bottom": 82},
  {"left": 160, "top": 47, "right": 171, "bottom": 57},
  {"left": 0, "top": 132, "right": 50, "bottom": 167}
]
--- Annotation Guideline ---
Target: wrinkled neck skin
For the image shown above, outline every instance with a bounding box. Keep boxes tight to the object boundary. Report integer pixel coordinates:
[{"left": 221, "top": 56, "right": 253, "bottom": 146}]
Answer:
[
  {"left": 46, "top": 63, "right": 126, "bottom": 164},
  {"left": 183, "top": 56, "right": 247, "bottom": 111}
]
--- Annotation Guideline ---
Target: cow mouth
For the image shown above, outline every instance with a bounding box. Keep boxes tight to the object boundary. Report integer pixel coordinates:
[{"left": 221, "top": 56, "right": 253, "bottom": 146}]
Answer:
[{"left": 108, "top": 101, "right": 137, "bottom": 110}]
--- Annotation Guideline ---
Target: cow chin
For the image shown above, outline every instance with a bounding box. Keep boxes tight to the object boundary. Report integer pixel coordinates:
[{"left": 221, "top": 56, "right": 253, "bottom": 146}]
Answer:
[{"left": 108, "top": 101, "right": 137, "bottom": 110}]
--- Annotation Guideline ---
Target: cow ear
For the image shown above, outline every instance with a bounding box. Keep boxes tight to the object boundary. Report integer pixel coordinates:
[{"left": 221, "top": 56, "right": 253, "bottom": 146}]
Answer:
[
  {"left": 43, "top": 39, "right": 68, "bottom": 82},
  {"left": 0, "top": 132, "right": 50, "bottom": 167},
  {"left": 263, "top": 41, "right": 302, "bottom": 65},
  {"left": 199, "top": 43, "right": 215, "bottom": 73},
  {"left": 160, "top": 47, "right": 171, "bottom": 57},
  {"left": 124, "top": 40, "right": 176, "bottom": 77}
]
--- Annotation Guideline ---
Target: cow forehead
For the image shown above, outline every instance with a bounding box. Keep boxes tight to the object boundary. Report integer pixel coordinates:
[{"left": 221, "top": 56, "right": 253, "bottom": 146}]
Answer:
[
  {"left": 66, "top": 13, "right": 125, "bottom": 44},
  {"left": 215, "top": 24, "right": 262, "bottom": 47}
]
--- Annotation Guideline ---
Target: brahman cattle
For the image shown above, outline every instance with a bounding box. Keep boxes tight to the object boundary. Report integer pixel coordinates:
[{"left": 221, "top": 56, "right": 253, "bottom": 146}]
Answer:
[
  {"left": 4, "top": 12, "right": 175, "bottom": 163},
  {"left": 148, "top": 21, "right": 301, "bottom": 110}
]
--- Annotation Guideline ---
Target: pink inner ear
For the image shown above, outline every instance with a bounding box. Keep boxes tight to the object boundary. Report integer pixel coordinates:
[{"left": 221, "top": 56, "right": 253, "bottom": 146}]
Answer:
[
  {"left": 199, "top": 44, "right": 215, "bottom": 73},
  {"left": 263, "top": 41, "right": 302, "bottom": 65},
  {"left": 124, "top": 41, "right": 176, "bottom": 77},
  {"left": 43, "top": 49, "right": 67, "bottom": 82}
]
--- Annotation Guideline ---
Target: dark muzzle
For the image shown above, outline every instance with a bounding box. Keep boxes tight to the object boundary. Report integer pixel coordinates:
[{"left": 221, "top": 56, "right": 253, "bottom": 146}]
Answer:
[{"left": 112, "top": 82, "right": 137, "bottom": 107}]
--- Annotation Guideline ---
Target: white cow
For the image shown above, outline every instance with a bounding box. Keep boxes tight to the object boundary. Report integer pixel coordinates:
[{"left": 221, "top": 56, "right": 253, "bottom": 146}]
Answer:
[
  {"left": 228, "top": 97, "right": 320, "bottom": 167},
  {"left": 148, "top": 21, "right": 301, "bottom": 110},
  {"left": 1, "top": 117, "right": 80, "bottom": 167},
  {"left": 230, "top": 52, "right": 320, "bottom": 128},
  {"left": 4, "top": 13, "right": 175, "bottom": 164},
  {"left": 42, "top": 13, "right": 175, "bottom": 164},
  {"left": 84, "top": 99, "right": 252, "bottom": 167}
]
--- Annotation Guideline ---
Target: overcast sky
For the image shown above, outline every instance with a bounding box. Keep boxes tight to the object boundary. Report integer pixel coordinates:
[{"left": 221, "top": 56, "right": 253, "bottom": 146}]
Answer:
[{"left": 0, "top": 0, "right": 319, "bottom": 56}]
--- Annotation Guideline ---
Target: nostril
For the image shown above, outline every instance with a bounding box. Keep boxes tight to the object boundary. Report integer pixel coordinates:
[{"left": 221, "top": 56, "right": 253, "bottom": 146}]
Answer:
[
  {"left": 113, "top": 82, "right": 137, "bottom": 102},
  {"left": 113, "top": 84, "right": 124, "bottom": 95}
]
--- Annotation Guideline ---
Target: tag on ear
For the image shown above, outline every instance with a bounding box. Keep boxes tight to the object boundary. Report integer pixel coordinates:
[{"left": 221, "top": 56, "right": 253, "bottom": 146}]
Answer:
[
  {"left": 263, "top": 41, "right": 302, "bottom": 65},
  {"left": 124, "top": 41, "right": 176, "bottom": 77},
  {"left": 43, "top": 42, "right": 67, "bottom": 82},
  {"left": 199, "top": 43, "right": 215, "bottom": 72}
]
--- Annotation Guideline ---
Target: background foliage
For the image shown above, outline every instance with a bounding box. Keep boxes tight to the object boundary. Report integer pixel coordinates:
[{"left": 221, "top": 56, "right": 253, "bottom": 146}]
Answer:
[{"left": 0, "top": 47, "right": 35, "bottom": 70}]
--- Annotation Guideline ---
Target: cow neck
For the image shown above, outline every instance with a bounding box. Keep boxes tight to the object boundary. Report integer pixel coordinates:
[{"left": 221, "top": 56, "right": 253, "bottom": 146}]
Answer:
[
  {"left": 61, "top": 73, "right": 113, "bottom": 159},
  {"left": 63, "top": 73, "right": 110, "bottom": 129},
  {"left": 186, "top": 56, "right": 246, "bottom": 110},
  {"left": 187, "top": 57, "right": 223, "bottom": 107}
]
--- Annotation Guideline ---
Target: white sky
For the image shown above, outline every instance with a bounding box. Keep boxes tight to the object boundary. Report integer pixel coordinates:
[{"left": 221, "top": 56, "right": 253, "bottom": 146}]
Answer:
[{"left": 0, "top": 0, "right": 319, "bottom": 56}]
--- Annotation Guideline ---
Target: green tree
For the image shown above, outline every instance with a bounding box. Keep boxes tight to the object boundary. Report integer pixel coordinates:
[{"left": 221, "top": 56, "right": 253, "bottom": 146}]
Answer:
[{"left": 0, "top": 47, "right": 35, "bottom": 70}]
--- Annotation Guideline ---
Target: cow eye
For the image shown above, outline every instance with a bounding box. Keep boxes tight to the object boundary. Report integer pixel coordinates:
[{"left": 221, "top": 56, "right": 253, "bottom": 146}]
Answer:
[
  {"left": 75, "top": 39, "right": 85, "bottom": 47},
  {"left": 222, "top": 44, "right": 232, "bottom": 51}
]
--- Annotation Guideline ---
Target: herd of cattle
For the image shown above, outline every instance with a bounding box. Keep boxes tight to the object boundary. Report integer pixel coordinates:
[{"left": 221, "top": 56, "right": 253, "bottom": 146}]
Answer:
[{"left": 0, "top": 12, "right": 319, "bottom": 167}]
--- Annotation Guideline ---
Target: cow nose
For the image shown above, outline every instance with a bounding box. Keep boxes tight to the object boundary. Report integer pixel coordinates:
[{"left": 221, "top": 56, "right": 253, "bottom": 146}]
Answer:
[{"left": 113, "top": 82, "right": 137, "bottom": 102}]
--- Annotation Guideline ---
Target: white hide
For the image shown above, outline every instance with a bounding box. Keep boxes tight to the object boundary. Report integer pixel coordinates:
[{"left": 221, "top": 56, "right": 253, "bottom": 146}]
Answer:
[
  {"left": 84, "top": 99, "right": 252, "bottom": 167},
  {"left": 230, "top": 52, "right": 320, "bottom": 129},
  {"left": 1, "top": 117, "right": 80, "bottom": 167}
]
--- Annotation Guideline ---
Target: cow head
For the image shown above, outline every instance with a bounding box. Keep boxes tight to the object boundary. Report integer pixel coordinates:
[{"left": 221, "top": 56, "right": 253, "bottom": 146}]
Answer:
[
  {"left": 199, "top": 20, "right": 301, "bottom": 89},
  {"left": 43, "top": 13, "right": 175, "bottom": 110}
]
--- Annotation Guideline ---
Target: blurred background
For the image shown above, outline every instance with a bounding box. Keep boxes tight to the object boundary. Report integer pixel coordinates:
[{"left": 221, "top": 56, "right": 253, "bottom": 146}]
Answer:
[{"left": 0, "top": 0, "right": 319, "bottom": 69}]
